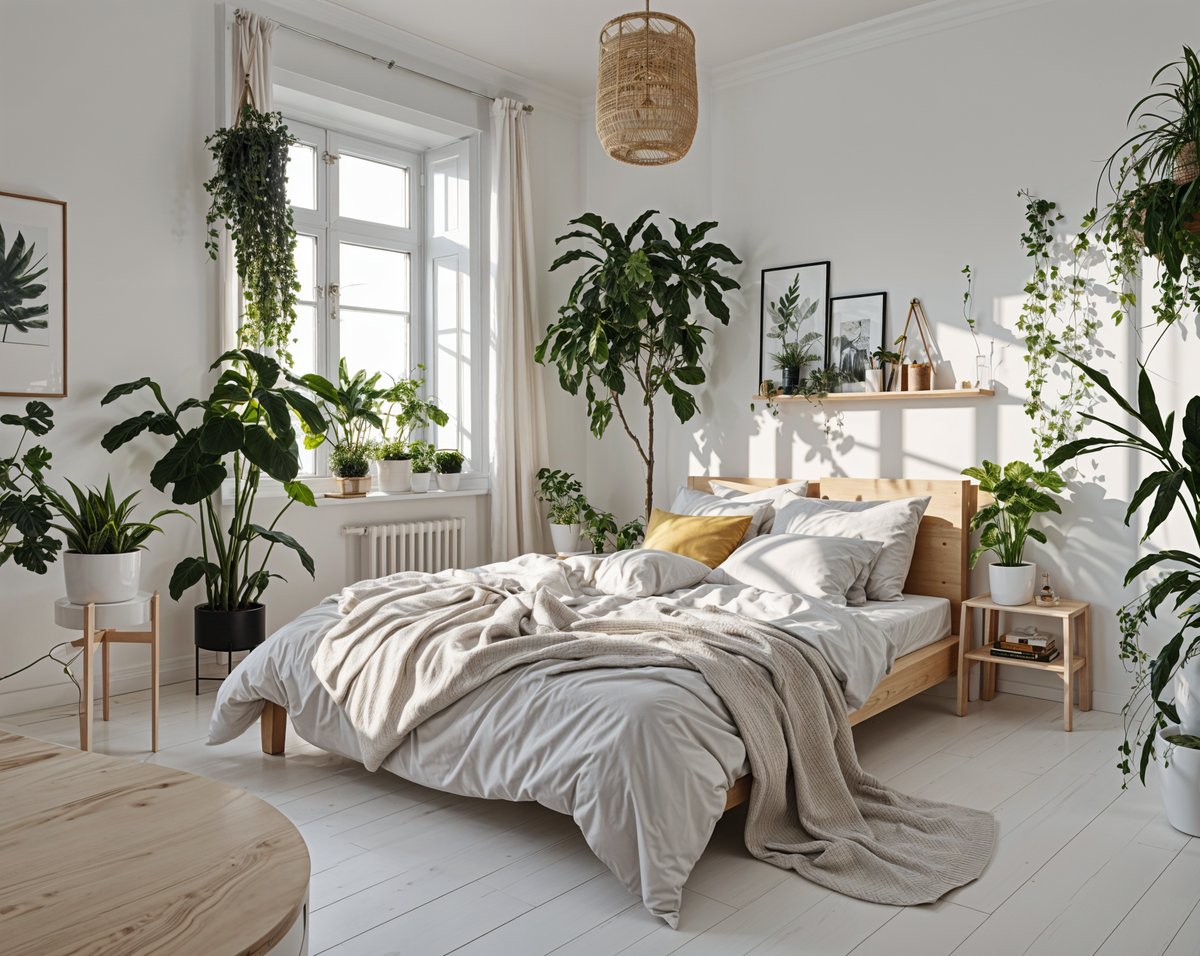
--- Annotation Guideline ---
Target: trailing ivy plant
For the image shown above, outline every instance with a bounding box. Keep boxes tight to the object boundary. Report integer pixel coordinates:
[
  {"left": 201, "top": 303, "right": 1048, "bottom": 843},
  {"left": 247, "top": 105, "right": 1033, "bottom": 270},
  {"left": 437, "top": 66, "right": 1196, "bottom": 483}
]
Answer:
[
  {"left": 205, "top": 105, "right": 300, "bottom": 362},
  {"left": 1015, "top": 191, "right": 1102, "bottom": 461},
  {"left": 537, "top": 211, "right": 741, "bottom": 518}
]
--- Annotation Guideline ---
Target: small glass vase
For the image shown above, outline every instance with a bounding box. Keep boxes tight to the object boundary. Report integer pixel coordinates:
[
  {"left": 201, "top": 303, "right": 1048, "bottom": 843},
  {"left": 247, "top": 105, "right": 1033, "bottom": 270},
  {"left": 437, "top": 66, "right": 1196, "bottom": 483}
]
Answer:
[{"left": 975, "top": 354, "right": 992, "bottom": 389}]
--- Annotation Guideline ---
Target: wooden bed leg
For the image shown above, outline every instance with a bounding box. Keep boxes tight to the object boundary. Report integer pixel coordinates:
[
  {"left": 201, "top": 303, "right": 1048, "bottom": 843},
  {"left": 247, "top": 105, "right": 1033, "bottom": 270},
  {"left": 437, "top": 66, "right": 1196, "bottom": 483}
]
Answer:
[{"left": 261, "top": 701, "right": 287, "bottom": 756}]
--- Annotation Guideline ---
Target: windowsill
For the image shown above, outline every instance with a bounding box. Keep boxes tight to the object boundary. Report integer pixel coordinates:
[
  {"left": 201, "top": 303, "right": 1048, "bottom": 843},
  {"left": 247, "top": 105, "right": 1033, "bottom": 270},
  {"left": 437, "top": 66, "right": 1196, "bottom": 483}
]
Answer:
[{"left": 220, "top": 474, "right": 490, "bottom": 506}]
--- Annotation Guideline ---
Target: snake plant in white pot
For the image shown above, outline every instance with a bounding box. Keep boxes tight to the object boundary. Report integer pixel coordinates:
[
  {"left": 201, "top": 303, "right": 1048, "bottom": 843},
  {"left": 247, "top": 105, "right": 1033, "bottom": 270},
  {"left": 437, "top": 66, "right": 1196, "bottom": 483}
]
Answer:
[{"left": 962, "top": 460, "right": 1065, "bottom": 606}]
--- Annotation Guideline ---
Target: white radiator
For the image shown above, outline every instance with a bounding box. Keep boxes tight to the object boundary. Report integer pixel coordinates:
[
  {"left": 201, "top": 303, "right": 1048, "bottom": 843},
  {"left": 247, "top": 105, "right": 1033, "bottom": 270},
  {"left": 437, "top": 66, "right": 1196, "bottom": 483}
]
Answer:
[{"left": 344, "top": 517, "right": 465, "bottom": 578}]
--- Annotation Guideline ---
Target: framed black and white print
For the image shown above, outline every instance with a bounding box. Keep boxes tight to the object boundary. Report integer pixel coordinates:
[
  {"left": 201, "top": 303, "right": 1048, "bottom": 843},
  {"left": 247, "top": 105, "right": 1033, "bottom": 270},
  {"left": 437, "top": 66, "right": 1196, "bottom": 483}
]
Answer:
[
  {"left": 829, "top": 292, "right": 886, "bottom": 390},
  {"left": 759, "top": 261, "right": 831, "bottom": 384},
  {"left": 0, "top": 191, "right": 67, "bottom": 397}
]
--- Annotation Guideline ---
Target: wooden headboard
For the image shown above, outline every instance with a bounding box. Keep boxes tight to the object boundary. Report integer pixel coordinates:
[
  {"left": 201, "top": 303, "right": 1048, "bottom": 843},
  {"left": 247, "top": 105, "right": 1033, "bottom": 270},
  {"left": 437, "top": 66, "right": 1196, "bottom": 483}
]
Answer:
[{"left": 687, "top": 476, "right": 977, "bottom": 621}]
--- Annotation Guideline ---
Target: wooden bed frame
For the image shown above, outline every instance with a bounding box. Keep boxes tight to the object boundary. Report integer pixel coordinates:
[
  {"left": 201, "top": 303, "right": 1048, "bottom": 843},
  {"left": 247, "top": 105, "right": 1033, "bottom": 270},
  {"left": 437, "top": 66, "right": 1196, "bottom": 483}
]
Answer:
[{"left": 260, "top": 475, "right": 978, "bottom": 814}]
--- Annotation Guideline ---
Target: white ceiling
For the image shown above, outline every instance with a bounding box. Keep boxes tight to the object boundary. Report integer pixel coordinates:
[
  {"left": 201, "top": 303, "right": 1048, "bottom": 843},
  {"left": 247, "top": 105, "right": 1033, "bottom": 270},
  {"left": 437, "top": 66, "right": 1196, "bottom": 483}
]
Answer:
[{"left": 322, "top": 0, "right": 936, "bottom": 97}]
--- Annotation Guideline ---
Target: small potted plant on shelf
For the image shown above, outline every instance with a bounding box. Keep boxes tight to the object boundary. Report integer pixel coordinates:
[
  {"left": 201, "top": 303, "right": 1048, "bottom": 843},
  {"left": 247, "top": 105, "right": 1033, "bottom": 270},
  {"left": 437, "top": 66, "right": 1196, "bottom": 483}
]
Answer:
[
  {"left": 371, "top": 438, "right": 412, "bottom": 494},
  {"left": 868, "top": 346, "right": 902, "bottom": 392},
  {"left": 535, "top": 467, "right": 587, "bottom": 554},
  {"left": 373, "top": 367, "right": 448, "bottom": 494},
  {"left": 962, "top": 459, "right": 1065, "bottom": 606},
  {"left": 329, "top": 445, "right": 371, "bottom": 497},
  {"left": 408, "top": 440, "right": 435, "bottom": 493},
  {"left": 49, "top": 479, "right": 183, "bottom": 605},
  {"left": 766, "top": 275, "right": 822, "bottom": 395},
  {"left": 434, "top": 449, "right": 465, "bottom": 492}
]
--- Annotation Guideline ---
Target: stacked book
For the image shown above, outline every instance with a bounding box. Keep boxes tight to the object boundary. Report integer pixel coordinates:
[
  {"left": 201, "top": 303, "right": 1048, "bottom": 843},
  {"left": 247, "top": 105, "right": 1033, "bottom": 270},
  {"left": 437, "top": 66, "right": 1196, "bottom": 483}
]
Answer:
[{"left": 990, "top": 628, "right": 1059, "bottom": 663}]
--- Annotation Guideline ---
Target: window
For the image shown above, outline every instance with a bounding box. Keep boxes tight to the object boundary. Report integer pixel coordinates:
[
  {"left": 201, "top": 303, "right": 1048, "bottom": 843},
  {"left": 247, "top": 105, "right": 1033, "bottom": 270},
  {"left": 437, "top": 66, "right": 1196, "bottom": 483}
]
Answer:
[{"left": 283, "top": 119, "right": 479, "bottom": 477}]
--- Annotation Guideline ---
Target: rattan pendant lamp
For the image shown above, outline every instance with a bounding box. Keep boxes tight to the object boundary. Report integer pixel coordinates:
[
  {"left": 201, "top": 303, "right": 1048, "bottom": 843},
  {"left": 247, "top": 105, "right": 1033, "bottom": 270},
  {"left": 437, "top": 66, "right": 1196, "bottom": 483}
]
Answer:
[{"left": 595, "top": 0, "right": 698, "bottom": 166}]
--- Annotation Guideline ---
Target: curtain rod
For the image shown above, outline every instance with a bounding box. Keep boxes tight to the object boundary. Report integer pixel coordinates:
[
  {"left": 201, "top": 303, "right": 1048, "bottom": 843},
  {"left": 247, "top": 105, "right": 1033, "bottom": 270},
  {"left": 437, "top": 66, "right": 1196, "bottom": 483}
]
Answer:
[{"left": 241, "top": 11, "right": 534, "bottom": 113}]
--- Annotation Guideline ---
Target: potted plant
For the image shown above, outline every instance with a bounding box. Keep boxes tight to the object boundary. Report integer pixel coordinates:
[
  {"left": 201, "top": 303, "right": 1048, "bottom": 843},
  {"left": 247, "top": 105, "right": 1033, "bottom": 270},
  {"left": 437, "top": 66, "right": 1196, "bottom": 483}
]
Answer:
[
  {"left": 372, "top": 438, "right": 413, "bottom": 494},
  {"left": 434, "top": 449, "right": 465, "bottom": 492},
  {"left": 204, "top": 106, "right": 300, "bottom": 362},
  {"left": 49, "top": 479, "right": 183, "bottom": 605},
  {"left": 615, "top": 518, "right": 645, "bottom": 551},
  {"left": 962, "top": 459, "right": 1065, "bottom": 606},
  {"left": 538, "top": 211, "right": 741, "bottom": 517},
  {"left": 535, "top": 467, "right": 587, "bottom": 554},
  {"left": 329, "top": 445, "right": 370, "bottom": 497},
  {"left": 101, "top": 349, "right": 326, "bottom": 666},
  {"left": 960, "top": 264, "right": 990, "bottom": 387},
  {"left": 868, "top": 346, "right": 902, "bottom": 392},
  {"left": 766, "top": 275, "right": 823, "bottom": 396},
  {"left": 1, "top": 401, "right": 61, "bottom": 574},
  {"left": 408, "top": 440, "right": 435, "bottom": 493},
  {"left": 581, "top": 505, "right": 618, "bottom": 555}
]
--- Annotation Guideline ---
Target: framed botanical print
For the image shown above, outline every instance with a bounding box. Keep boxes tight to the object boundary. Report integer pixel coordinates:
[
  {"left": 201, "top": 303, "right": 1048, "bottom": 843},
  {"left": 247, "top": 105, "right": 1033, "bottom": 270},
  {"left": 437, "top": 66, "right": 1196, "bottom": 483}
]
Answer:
[
  {"left": 829, "top": 292, "right": 886, "bottom": 390},
  {"left": 759, "top": 261, "right": 831, "bottom": 388},
  {"left": 0, "top": 191, "right": 67, "bottom": 397}
]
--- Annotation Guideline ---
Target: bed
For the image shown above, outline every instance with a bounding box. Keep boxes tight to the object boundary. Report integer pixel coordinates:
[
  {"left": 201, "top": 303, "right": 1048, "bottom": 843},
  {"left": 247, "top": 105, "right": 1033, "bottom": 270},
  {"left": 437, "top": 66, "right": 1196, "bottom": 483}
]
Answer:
[{"left": 214, "top": 476, "right": 980, "bottom": 924}]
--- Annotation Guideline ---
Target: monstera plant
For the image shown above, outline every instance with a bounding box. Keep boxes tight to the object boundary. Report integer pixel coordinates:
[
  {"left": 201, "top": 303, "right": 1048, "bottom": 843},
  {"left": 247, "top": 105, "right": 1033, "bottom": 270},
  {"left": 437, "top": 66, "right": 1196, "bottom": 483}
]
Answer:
[
  {"left": 0, "top": 225, "right": 49, "bottom": 344},
  {"left": 536, "top": 211, "right": 741, "bottom": 517}
]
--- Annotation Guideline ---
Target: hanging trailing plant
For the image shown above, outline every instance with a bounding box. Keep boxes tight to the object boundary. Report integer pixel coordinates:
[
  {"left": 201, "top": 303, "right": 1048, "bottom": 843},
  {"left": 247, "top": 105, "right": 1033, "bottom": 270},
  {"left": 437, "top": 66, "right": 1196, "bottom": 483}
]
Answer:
[
  {"left": 1015, "top": 191, "right": 1102, "bottom": 461},
  {"left": 204, "top": 105, "right": 300, "bottom": 363}
]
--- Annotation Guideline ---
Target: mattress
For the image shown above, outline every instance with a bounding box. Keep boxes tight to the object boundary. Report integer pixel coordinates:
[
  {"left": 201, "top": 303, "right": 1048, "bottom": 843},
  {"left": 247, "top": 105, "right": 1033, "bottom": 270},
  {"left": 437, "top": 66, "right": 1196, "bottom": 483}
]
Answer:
[{"left": 854, "top": 593, "right": 952, "bottom": 660}]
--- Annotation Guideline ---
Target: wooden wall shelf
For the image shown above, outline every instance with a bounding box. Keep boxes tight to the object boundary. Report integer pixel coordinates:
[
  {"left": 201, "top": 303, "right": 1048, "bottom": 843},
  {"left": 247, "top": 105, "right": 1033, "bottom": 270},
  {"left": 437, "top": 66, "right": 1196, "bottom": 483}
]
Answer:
[{"left": 754, "top": 387, "right": 994, "bottom": 405}]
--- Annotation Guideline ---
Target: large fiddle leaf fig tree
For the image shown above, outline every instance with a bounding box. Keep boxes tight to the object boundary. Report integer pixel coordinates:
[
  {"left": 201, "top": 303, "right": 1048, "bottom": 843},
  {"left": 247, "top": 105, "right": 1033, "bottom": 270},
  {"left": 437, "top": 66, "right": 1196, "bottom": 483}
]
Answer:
[{"left": 536, "top": 211, "right": 741, "bottom": 517}]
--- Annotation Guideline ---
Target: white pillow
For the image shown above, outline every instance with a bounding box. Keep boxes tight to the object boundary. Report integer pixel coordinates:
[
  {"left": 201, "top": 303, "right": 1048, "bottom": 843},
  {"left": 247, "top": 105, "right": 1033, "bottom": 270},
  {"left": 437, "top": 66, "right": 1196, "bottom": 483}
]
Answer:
[
  {"left": 593, "top": 548, "right": 713, "bottom": 597},
  {"left": 706, "top": 480, "right": 809, "bottom": 534},
  {"left": 708, "top": 533, "right": 882, "bottom": 607},
  {"left": 669, "top": 487, "right": 772, "bottom": 543},
  {"left": 771, "top": 496, "right": 931, "bottom": 602}
]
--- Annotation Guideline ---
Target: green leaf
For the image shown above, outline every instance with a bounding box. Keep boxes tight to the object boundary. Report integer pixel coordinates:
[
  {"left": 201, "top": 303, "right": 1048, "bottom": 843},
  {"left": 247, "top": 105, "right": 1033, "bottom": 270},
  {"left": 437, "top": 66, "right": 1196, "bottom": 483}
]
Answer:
[
  {"left": 101, "top": 411, "right": 157, "bottom": 453},
  {"left": 198, "top": 414, "right": 244, "bottom": 455},
  {"left": 1144, "top": 470, "right": 1186, "bottom": 540},
  {"left": 169, "top": 556, "right": 218, "bottom": 601},
  {"left": 245, "top": 523, "right": 315, "bottom": 577},
  {"left": 283, "top": 480, "right": 316, "bottom": 507},
  {"left": 241, "top": 426, "right": 299, "bottom": 482}
]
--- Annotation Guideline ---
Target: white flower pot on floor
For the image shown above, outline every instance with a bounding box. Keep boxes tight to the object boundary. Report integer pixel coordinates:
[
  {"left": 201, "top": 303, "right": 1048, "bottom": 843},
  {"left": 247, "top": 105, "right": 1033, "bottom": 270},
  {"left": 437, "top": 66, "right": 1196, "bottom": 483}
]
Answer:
[
  {"left": 410, "top": 472, "right": 431, "bottom": 493},
  {"left": 63, "top": 551, "right": 141, "bottom": 605},
  {"left": 1160, "top": 724, "right": 1200, "bottom": 836},
  {"left": 436, "top": 473, "right": 461, "bottom": 492},
  {"left": 989, "top": 562, "right": 1037, "bottom": 606},
  {"left": 377, "top": 459, "right": 413, "bottom": 493},
  {"left": 549, "top": 523, "right": 581, "bottom": 555}
]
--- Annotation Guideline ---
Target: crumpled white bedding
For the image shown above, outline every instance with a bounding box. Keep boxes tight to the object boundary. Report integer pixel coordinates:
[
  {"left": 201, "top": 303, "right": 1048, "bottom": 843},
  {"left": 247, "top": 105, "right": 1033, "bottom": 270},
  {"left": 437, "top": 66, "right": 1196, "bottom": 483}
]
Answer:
[{"left": 209, "top": 551, "right": 908, "bottom": 925}]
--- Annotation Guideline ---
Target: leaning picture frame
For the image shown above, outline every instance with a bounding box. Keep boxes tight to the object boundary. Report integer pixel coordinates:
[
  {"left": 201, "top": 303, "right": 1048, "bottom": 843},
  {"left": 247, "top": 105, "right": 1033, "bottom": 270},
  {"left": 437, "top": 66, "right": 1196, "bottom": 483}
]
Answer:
[
  {"left": 758, "top": 261, "right": 831, "bottom": 391},
  {"left": 829, "top": 292, "right": 887, "bottom": 392},
  {"left": 0, "top": 190, "right": 67, "bottom": 397}
]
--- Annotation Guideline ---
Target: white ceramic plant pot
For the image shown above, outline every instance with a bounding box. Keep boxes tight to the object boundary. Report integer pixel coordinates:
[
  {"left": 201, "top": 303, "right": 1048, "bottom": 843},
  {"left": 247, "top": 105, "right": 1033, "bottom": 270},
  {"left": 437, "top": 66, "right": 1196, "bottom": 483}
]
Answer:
[
  {"left": 1159, "top": 724, "right": 1200, "bottom": 836},
  {"left": 549, "top": 523, "right": 581, "bottom": 555},
  {"left": 377, "top": 459, "right": 413, "bottom": 493},
  {"left": 436, "top": 472, "right": 461, "bottom": 492},
  {"left": 63, "top": 551, "right": 141, "bottom": 605},
  {"left": 1175, "top": 658, "right": 1200, "bottom": 735},
  {"left": 989, "top": 562, "right": 1037, "bottom": 606},
  {"left": 410, "top": 471, "right": 431, "bottom": 493},
  {"left": 865, "top": 369, "right": 884, "bottom": 391}
]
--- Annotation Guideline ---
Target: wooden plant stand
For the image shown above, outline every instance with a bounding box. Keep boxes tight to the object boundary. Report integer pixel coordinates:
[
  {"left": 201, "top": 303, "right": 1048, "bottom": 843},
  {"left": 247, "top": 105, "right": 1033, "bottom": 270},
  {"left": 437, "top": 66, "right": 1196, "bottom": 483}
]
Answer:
[{"left": 53, "top": 591, "right": 160, "bottom": 753}]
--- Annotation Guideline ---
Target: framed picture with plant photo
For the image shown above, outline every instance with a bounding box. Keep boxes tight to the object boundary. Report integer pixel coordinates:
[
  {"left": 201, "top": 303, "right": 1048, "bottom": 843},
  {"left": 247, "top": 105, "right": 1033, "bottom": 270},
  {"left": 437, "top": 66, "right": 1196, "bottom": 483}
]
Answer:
[
  {"left": 829, "top": 292, "right": 887, "bottom": 392},
  {"left": 0, "top": 190, "right": 67, "bottom": 397},
  {"left": 759, "top": 261, "right": 830, "bottom": 394}
]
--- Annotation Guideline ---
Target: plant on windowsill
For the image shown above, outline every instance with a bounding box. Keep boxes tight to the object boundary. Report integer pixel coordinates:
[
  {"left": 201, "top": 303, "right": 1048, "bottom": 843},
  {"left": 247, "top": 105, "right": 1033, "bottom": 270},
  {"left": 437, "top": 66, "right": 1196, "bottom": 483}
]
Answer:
[
  {"left": 408, "top": 440, "right": 435, "bottom": 494},
  {"left": 537, "top": 211, "right": 742, "bottom": 518},
  {"left": 204, "top": 105, "right": 300, "bottom": 362},
  {"left": 101, "top": 349, "right": 326, "bottom": 659},
  {"left": 374, "top": 366, "right": 449, "bottom": 493},
  {"left": 371, "top": 438, "right": 412, "bottom": 494},
  {"left": 434, "top": 450, "right": 465, "bottom": 492},
  {"left": 961, "top": 460, "right": 1065, "bottom": 607},
  {"left": 301, "top": 359, "right": 389, "bottom": 497},
  {"left": 767, "top": 275, "right": 822, "bottom": 396},
  {"left": 535, "top": 468, "right": 588, "bottom": 554},
  {"left": 329, "top": 445, "right": 371, "bottom": 498}
]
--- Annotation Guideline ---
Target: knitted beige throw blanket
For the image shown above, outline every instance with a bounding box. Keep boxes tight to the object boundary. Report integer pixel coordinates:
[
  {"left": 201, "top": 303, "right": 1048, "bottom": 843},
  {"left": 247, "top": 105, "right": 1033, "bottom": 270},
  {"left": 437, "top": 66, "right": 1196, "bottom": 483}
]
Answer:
[{"left": 313, "top": 573, "right": 995, "bottom": 905}]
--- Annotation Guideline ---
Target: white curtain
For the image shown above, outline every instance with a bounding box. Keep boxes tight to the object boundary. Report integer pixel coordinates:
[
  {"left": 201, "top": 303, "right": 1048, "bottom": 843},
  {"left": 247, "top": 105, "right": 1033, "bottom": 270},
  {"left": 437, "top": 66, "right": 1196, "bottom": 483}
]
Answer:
[
  {"left": 221, "top": 11, "right": 277, "bottom": 352},
  {"left": 489, "top": 98, "right": 550, "bottom": 559}
]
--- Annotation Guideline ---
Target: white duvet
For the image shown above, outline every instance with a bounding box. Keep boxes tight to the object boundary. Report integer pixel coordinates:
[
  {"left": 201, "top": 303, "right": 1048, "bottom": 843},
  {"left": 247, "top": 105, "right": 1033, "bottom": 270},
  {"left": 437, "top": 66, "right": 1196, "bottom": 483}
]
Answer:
[{"left": 209, "top": 551, "right": 899, "bottom": 925}]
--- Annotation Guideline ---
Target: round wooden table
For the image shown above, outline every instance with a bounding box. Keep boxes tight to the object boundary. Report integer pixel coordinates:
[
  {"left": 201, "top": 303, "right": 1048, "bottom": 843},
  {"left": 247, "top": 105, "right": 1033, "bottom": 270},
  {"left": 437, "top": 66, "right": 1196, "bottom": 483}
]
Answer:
[{"left": 0, "top": 731, "right": 309, "bottom": 955}]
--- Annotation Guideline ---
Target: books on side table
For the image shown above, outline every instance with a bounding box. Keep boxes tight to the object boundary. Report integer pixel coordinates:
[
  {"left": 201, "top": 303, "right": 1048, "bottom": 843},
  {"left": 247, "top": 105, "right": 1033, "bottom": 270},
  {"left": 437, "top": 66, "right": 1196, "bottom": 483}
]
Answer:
[{"left": 990, "top": 628, "right": 1059, "bottom": 663}]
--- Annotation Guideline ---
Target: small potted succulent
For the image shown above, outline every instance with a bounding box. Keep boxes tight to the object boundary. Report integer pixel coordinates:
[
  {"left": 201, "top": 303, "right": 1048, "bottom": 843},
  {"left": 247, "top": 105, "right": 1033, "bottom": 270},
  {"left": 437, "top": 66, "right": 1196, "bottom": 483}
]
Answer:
[
  {"left": 329, "top": 445, "right": 371, "bottom": 497},
  {"left": 408, "top": 440, "right": 435, "bottom": 493},
  {"left": 434, "top": 449, "right": 465, "bottom": 491},
  {"left": 535, "top": 468, "right": 587, "bottom": 554},
  {"left": 372, "top": 438, "right": 412, "bottom": 494}
]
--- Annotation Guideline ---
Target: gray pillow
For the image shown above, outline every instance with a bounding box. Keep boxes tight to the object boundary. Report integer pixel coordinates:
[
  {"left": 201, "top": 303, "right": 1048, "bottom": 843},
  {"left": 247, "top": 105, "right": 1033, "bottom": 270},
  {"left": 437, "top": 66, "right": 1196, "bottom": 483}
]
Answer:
[
  {"left": 707, "top": 533, "right": 882, "bottom": 607},
  {"left": 669, "top": 487, "right": 772, "bottom": 543},
  {"left": 771, "top": 495, "right": 932, "bottom": 602},
  {"left": 708, "top": 480, "right": 809, "bottom": 533}
]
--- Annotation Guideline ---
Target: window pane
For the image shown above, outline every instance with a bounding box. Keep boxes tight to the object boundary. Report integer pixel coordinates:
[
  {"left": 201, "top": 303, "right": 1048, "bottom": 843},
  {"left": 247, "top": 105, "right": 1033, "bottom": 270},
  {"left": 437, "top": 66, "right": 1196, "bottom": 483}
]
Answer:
[
  {"left": 287, "top": 143, "right": 316, "bottom": 210},
  {"left": 294, "top": 235, "right": 317, "bottom": 300},
  {"left": 339, "top": 308, "right": 409, "bottom": 379},
  {"left": 339, "top": 154, "right": 408, "bottom": 227},
  {"left": 339, "top": 243, "right": 409, "bottom": 311}
]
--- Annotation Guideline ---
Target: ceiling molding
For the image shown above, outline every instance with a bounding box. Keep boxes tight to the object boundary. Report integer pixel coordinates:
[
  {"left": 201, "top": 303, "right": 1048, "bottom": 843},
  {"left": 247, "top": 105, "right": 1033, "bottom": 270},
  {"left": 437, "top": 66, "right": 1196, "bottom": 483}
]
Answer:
[{"left": 711, "top": 0, "right": 1055, "bottom": 91}]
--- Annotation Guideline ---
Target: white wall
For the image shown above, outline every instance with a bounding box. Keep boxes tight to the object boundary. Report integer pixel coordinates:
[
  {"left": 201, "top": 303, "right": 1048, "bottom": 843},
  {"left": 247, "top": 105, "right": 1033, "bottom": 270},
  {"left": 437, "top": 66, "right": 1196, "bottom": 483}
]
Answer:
[
  {"left": 0, "top": 0, "right": 582, "bottom": 715},
  {"left": 566, "top": 0, "right": 1190, "bottom": 712}
]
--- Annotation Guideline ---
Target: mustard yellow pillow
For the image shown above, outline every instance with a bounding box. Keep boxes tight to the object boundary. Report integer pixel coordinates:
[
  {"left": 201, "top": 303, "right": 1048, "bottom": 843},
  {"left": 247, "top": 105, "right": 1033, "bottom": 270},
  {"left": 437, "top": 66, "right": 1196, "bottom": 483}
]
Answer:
[{"left": 642, "top": 508, "right": 752, "bottom": 568}]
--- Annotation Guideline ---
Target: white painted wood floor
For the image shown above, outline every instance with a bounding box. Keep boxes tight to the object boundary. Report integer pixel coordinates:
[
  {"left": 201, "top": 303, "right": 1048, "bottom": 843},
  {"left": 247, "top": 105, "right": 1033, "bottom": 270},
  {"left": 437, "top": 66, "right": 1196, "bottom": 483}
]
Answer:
[{"left": 3, "top": 683, "right": 1197, "bottom": 956}]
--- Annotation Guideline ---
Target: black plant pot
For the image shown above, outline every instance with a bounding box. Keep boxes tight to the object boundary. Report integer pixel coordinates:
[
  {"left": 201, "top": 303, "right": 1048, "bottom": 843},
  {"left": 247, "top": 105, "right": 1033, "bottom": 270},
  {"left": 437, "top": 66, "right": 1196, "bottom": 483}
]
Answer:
[
  {"left": 781, "top": 366, "right": 802, "bottom": 395},
  {"left": 194, "top": 603, "right": 266, "bottom": 694}
]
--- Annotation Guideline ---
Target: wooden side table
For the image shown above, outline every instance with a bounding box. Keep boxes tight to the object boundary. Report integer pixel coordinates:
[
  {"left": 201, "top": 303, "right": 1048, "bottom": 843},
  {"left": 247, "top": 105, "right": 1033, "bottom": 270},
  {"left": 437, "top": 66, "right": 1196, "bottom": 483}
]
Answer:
[
  {"left": 53, "top": 591, "right": 159, "bottom": 752},
  {"left": 957, "top": 593, "right": 1091, "bottom": 731}
]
